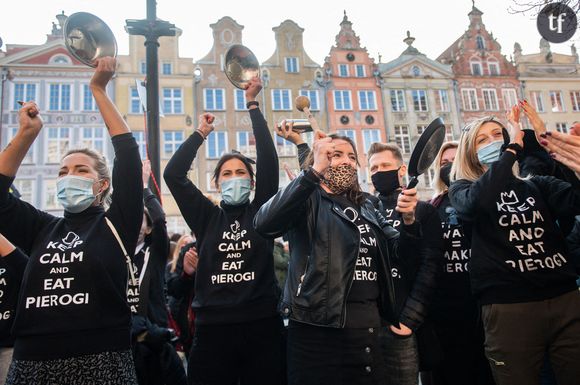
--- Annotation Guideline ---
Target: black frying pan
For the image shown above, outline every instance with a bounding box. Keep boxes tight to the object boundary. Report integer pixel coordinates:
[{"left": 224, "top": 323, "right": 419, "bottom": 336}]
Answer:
[{"left": 406, "top": 117, "right": 446, "bottom": 189}]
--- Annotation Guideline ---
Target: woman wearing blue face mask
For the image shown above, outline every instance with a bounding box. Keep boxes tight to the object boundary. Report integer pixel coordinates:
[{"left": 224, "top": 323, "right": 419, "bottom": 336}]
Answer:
[
  {"left": 448, "top": 108, "right": 580, "bottom": 385},
  {"left": 164, "top": 77, "right": 284, "bottom": 385},
  {"left": 0, "top": 57, "right": 142, "bottom": 385}
]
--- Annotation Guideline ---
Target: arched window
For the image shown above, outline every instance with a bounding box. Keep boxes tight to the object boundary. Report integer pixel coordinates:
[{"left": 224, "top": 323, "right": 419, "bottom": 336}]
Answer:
[
  {"left": 49, "top": 54, "right": 71, "bottom": 65},
  {"left": 476, "top": 35, "right": 485, "bottom": 50},
  {"left": 412, "top": 66, "right": 421, "bottom": 76}
]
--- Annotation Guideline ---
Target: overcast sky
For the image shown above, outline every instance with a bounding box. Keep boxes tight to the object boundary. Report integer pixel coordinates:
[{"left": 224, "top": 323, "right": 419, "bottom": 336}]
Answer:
[{"left": 1, "top": 0, "right": 578, "bottom": 65}]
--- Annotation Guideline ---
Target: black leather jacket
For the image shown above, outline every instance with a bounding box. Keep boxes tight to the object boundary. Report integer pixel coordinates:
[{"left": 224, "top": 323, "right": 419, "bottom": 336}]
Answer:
[{"left": 254, "top": 169, "right": 422, "bottom": 328}]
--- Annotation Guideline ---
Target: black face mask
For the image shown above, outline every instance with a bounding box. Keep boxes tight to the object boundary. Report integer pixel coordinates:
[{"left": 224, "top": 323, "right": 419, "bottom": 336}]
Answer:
[
  {"left": 440, "top": 163, "right": 452, "bottom": 187},
  {"left": 371, "top": 169, "right": 400, "bottom": 195}
]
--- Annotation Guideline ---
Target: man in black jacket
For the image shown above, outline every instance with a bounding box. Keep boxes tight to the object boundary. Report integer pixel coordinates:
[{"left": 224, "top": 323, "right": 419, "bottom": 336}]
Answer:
[{"left": 367, "top": 143, "right": 443, "bottom": 385}]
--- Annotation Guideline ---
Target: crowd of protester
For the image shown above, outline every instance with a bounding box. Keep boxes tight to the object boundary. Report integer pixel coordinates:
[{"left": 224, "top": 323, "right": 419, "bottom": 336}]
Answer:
[{"left": 0, "top": 57, "right": 578, "bottom": 385}]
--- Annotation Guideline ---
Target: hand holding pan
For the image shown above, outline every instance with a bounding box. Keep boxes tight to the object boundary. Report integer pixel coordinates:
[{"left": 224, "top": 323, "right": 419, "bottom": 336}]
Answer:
[{"left": 406, "top": 117, "right": 446, "bottom": 189}]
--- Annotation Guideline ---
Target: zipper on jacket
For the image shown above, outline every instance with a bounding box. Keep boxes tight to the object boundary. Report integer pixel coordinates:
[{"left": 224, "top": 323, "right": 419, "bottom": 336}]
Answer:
[{"left": 296, "top": 256, "right": 310, "bottom": 296}]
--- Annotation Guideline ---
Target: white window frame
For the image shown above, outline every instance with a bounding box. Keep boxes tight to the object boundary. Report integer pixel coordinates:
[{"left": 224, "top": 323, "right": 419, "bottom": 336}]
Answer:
[
  {"left": 47, "top": 83, "right": 73, "bottom": 111},
  {"left": 271, "top": 89, "right": 292, "bottom": 111},
  {"left": 556, "top": 122, "right": 568, "bottom": 133},
  {"left": 390, "top": 89, "right": 406, "bottom": 112},
  {"left": 338, "top": 64, "right": 349, "bottom": 77},
  {"left": 162, "top": 88, "right": 183, "bottom": 114},
  {"left": 502, "top": 88, "right": 518, "bottom": 110},
  {"left": 394, "top": 125, "right": 411, "bottom": 154},
  {"left": 140, "top": 61, "right": 147, "bottom": 74},
  {"left": 412, "top": 89, "right": 428, "bottom": 112},
  {"left": 488, "top": 61, "right": 500, "bottom": 76},
  {"left": 531, "top": 91, "right": 545, "bottom": 113},
  {"left": 470, "top": 61, "right": 482, "bottom": 76},
  {"left": 236, "top": 131, "right": 257, "bottom": 158},
  {"left": 82, "top": 84, "right": 98, "bottom": 112},
  {"left": 570, "top": 91, "right": 580, "bottom": 112},
  {"left": 234, "top": 89, "right": 247, "bottom": 111},
  {"left": 334, "top": 90, "right": 352, "bottom": 111},
  {"left": 132, "top": 131, "right": 148, "bottom": 159},
  {"left": 482, "top": 88, "right": 499, "bottom": 111},
  {"left": 80, "top": 127, "right": 105, "bottom": 154},
  {"left": 163, "top": 130, "right": 185, "bottom": 159},
  {"left": 436, "top": 89, "right": 450, "bottom": 112},
  {"left": 358, "top": 90, "right": 377, "bottom": 111},
  {"left": 12, "top": 178, "right": 35, "bottom": 204},
  {"left": 355, "top": 64, "right": 366, "bottom": 77},
  {"left": 337, "top": 129, "right": 357, "bottom": 146},
  {"left": 204, "top": 88, "right": 226, "bottom": 111},
  {"left": 461, "top": 88, "right": 479, "bottom": 111},
  {"left": 45, "top": 127, "right": 71, "bottom": 164},
  {"left": 549, "top": 91, "right": 565, "bottom": 112},
  {"left": 130, "top": 86, "right": 144, "bottom": 114},
  {"left": 206, "top": 131, "right": 228, "bottom": 159},
  {"left": 162, "top": 62, "right": 173, "bottom": 75},
  {"left": 285, "top": 57, "right": 299, "bottom": 73},
  {"left": 362, "top": 129, "right": 381, "bottom": 153},
  {"left": 11, "top": 82, "right": 38, "bottom": 111},
  {"left": 299, "top": 90, "right": 320, "bottom": 111}
]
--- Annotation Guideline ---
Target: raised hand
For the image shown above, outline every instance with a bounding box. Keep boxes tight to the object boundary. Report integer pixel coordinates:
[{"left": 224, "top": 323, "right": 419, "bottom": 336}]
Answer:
[
  {"left": 311, "top": 130, "right": 333, "bottom": 175},
  {"left": 197, "top": 113, "right": 216, "bottom": 139},
  {"left": 90, "top": 57, "right": 116, "bottom": 91},
  {"left": 18, "top": 101, "right": 43, "bottom": 137},
  {"left": 520, "top": 99, "right": 546, "bottom": 136},
  {"left": 396, "top": 187, "right": 418, "bottom": 225},
  {"left": 540, "top": 131, "right": 580, "bottom": 173},
  {"left": 276, "top": 120, "right": 304, "bottom": 146},
  {"left": 244, "top": 77, "right": 262, "bottom": 101},
  {"left": 183, "top": 247, "right": 199, "bottom": 276}
]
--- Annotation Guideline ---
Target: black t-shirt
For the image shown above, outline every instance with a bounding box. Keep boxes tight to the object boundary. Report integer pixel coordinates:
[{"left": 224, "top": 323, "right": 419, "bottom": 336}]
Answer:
[
  {"left": 0, "top": 248, "right": 28, "bottom": 347},
  {"left": 330, "top": 194, "right": 380, "bottom": 328}
]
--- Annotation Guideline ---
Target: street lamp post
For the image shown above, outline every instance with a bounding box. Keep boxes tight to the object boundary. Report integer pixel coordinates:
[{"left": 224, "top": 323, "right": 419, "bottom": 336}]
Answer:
[{"left": 125, "top": 0, "right": 177, "bottom": 199}]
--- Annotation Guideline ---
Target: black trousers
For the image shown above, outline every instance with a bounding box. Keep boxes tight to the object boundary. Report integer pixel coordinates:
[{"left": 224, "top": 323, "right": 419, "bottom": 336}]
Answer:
[
  {"left": 187, "top": 316, "right": 285, "bottom": 385},
  {"left": 287, "top": 321, "right": 386, "bottom": 385}
]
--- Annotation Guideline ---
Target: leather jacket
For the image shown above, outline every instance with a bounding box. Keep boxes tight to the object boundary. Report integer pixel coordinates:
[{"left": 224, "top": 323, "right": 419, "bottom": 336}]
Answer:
[{"left": 254, "top": 169, "right": 423, "bottom": 328}]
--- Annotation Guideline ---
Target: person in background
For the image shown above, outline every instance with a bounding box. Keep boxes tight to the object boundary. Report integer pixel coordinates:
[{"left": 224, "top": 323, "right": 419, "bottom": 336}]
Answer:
[
  {"left": 273, "top": 238, "right": 290, "bottom": 290},
  {"left": 164, "top": 77, "right": 284, "bottom": 385},
  {"left": 0, "top": 57, "right": 142, "bottom": 385},
  {"left": 422, "top": 142, "right": 494, "bottom": 385},
  {"left": 448, "top": 111, "right": 580, "bottom": 385},
  {"left": 0, "top": 233, "right": 27, "bottom": 385}
]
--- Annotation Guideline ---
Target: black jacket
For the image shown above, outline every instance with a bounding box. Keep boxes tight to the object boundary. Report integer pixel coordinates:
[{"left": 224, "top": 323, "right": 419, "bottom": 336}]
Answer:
[{"left": 254, "top": 169, "right": 423, "bottom": 328}]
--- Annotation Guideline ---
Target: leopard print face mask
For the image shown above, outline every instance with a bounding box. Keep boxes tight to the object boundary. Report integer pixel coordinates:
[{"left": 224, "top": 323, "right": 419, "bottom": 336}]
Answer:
[{"left": 323, "top": 164, "right": 357, "bottom": 194}]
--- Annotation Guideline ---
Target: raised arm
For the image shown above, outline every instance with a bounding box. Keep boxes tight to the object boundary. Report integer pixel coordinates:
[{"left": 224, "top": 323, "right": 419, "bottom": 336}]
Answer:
[
  {"left": 245, "top": 78, "right": 278, "bottom": 206},
  {"left": 163, "top": 114, "right": 219, "bottom": 238}
]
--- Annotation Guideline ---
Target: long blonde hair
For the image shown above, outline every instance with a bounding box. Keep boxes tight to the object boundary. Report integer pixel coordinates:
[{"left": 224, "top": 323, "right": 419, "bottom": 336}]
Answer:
[
  {"left": 170, "top": 234, "right": 194, "bottom": 273},
  {"left": 433, "top": 141, "right": 458, "bottom": 195},
  {"left": 451, "top": 116, "right": 519, "bottom": 183}
]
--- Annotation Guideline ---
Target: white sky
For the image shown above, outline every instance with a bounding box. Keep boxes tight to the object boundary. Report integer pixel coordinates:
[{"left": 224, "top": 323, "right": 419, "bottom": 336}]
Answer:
[{"left": 1, "top": 0, "right": 578, "bottom": 65}]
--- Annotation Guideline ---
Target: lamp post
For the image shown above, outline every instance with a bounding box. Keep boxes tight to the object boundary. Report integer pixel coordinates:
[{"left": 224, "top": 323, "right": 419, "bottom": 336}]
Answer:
[{"left": 125, "top": 0, "right": 177, "bottom": 199}]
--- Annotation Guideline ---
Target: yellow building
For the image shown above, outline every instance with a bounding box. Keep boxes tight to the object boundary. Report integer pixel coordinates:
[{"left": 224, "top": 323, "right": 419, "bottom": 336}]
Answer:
[
  {"left": 514, "top": 39, "right": 580, "bottom": 133},
  {"left": 116, "top": 30, "right": 194, "bottom": 235}
]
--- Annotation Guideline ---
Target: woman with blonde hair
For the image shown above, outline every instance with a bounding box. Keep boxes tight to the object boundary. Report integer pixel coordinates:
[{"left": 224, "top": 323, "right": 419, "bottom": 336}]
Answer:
[{"left": 448, "top": 108, "right": 580, "bottom": 385}]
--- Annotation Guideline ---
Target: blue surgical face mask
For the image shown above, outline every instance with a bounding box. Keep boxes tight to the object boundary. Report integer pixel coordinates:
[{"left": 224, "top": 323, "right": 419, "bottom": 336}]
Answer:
[
  {"left": 57, "top": 175, "right": 99, "bottom": 213},
  {"left": 220, "top": 177, "right": 251, "bottom": 206},
  {"left": 477, "top": 140, "right": 503, "bottom": 166}
]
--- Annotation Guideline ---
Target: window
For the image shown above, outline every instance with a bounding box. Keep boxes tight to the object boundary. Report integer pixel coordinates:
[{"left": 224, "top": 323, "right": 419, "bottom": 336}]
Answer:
[
  {"left": 163, "top": 131, "right": 184, "bottom": 158},
  {"left": 162, "top": 62, "right": 172, "bottom": 75},
  {"left": 140, "top": 61, "right": 147, "bottom": 74},
  {"left": 12, "top": 83, "right": 36, "bottom": 110},
  {"left": 81, "top": 127, "right": 105, "bottom": 153},
  {"left": 476, "top": 35, "right": 485, "bottom": 50},
  {"left": 358, "top": 90, "right": 377, "bottom": 111},
  {"left": 8, "top": 127, "right": 34, "bottom": 163},
  {"left": 417, "top": 125, "right": 427, "bottom": 135},
  {"left": 48, "top": 84, "right": 71, "bottom": 111},
  {"left": 355, "top": 65, "right": 365, "bottom": 77},
  {"left": 166, "top": 216, "right": 190, "bottom": 235},
  {"left": 390, "top": 89, "right": 406, "bottom": 112},
  {"left": 236, "top": 131, "right": 256, "bottom": 158},
  {"left": 12, "top": 179, "right": 34, "bottom": 204},
  {"left": 482, "top": 89, "right": 499, "bottom": 111},
  {"left": 362, "top": 129, "right": 381, "bottom": 153},
  {"left": 338, "top": 64, "right": 349, "bottom": 77},
  {"left": 412, "top": 90, "right": 428, "bottom": 112},
  {"left": 130, "top": 87, "right": 143, "bottom": 114},
  {"left": 461, "top": 88, "right": 479, "bottom": 111},
  {"left": 82, "top": 84, "right": 98, "bottom": 111},
  {"left": 132, "top": 131, "right": 147, "bottom": 159},
  {"left": 412, "top": 66, "right": 421, "bottom": 76},
  {"left": 204, "top": 88, "right": 225, "bottom": 111},
  {"left": 337, "top": 129, "right": 357, "bottom": 146},
  {"left": 206, "top": 172, "right": 217, "bottom": 192},
  {"left": 163, "top": 88, "right": 182, "bottom": 114},
  {"left": 531, "top": 91, "right": 545, "bottom": 113},
  {"left": 285, "top": 57, "right": 299, "bottom": 73},
  {"left": 50, "top": 55, "right": 71, "bottom": 65},
  {"left": 394, "top": 125, "right": 411, "bottom": 154},
  {"left": 549, "top": 91, "right": 565, "bottom": 112},
  {"left": 43, "top": 178, "right": 59, "bottom": 211},
  {"left": 46, "top": 127, "right": 70, "bottom": 163},
  {"left": 207, "top": 132, "right": 227, "bottom": 159},
  {"left": 299, "top": 90, "right": 320, "bottom": 111},
  {"left": 234, "top": 89, "right": 247, "bottom": 111},
  {"left": 556, "top": 123, "right": 568, "bottom": 133},
  {"left": 272, "top": 89, "right": 292, "bottom": 111},
  {"left": 502, "top": 88, "right": 518, "bottom": 110},
  {"left": 570, "top": 91, "right": 580, "bottom": 111},
  {"left": 488, "top": 61, "right": 500, "bottom": 75},
  {"left": 435, "top": 90, "right": 450, "bottom": 112},
  {"left": 334, "top": 90, "right": 352, "bottom": 111},
  {"left": 445, "top": 125, "right": 455, "bottom": 142},
  {"left": 423, "top": 167, "right": 436, "bottom": 188},
  {"left": 470, "top": 61, "right": 482, "bottom": 76},
  {"left": 275, "top": 134, "right": 297, "bottom": 157}
]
